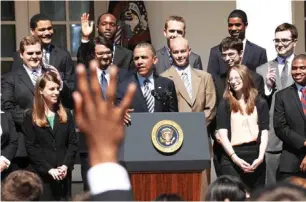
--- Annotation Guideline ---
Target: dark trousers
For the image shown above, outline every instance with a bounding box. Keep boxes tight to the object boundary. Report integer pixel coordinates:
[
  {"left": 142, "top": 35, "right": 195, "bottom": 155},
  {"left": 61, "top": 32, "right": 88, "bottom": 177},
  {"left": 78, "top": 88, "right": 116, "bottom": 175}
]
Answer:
[
  {"left": 220, "top": 142, "right": 266, "bottom": 191},
  {"left": 213, "top": 142, "right": 223, "bottom": 177},
  {"left": 10, "top": 157, "right": 30, "bottom": 171},
  {"left": 80, "top": 152, "right": 90, "bottom": 191}
]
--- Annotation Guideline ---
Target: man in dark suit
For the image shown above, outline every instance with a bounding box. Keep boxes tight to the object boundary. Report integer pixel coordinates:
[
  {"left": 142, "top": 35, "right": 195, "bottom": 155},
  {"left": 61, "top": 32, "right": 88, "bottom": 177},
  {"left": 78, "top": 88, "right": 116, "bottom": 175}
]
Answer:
[
  {"left": 274, "top": 54, "right": 306, "bottom": 180},
  {"left": 1, "top": 112, "right": 19, "bottom": 180},
  {"left": 257, "top": 23, "right": 298, "bottom": 185},
  {"left": 1, "top": 36, "right": 67, "bottom": 171},
  {"left": 207, "top": 9, "right": 267, "bottom": 77},
  {"left": 211, "top": 36, "right": 264, "bottom": 176},
  {"left": 10, "top": 14, "right": 75, "bottom": 109},
  {"left": 73, "top": 63, "right": 136, "bottom": 200},
  {"left": 116, "top": 42, "right": 178, "bottom": 113},
  {"left": 155, "top": 16, "right": 203, "bottom": 74},
  {"left": 77, "top": 13, "right": 133, "bottom": 70},
  {"left": 78, "top": 36, "right": 131, "bottom": 191}
]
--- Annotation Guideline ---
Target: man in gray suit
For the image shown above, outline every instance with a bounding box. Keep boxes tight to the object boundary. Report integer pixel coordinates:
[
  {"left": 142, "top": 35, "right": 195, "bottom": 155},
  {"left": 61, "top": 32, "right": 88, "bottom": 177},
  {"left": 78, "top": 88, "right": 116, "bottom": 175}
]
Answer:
[
  {"left": 155, "top": 16, "right": 203, "bottom": 74},
  {"left": 256, "top": 23, "right": 298, "bottom": 185}
]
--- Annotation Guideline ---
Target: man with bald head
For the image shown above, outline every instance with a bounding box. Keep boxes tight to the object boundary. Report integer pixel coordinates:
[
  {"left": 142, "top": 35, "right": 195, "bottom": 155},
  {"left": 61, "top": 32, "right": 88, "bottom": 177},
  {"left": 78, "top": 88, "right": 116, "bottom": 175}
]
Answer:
[
  {"left": 77, "top": 13, "right": 133, "bottom": 70},
  {"left": 161, "top": 37, "right": 216, "bottom": 124}
]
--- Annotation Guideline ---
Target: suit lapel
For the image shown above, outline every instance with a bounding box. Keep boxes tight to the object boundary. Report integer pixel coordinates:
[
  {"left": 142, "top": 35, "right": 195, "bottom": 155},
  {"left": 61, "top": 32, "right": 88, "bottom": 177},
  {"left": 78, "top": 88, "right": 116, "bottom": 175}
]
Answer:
[
  {"left": 167, "top": 67, "right": 192, "bottom": 105},
  {"left": 113, "top": 45, "right": 122, "bottom": 66},
  {"left": 161, "top": 47, "right": 171, "bottom": 71},
  {"left": 190, "top": 69, "right": 201, "bottom": 106},
  {"left": 49, "top": 44, "right": 57, "bottom": 66},
  {"left": 132, "top": 74, "right": 148, "bottom": 112},
  {"left": 18, "top": 68, "right": 34, "bottom": 94},
  {"left": 242, "top": 40, "right": 251, "bottom": 65},
  {"left": 290, "top": 85, "right": 306, "bottom": 121}
]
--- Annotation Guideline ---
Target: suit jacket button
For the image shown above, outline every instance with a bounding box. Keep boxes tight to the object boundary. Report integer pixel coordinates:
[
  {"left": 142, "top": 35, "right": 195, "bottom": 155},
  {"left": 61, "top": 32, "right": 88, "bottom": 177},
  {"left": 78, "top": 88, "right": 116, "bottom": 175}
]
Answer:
[{"left": 54, "top": 148, "right": 56, "bottom": 151}]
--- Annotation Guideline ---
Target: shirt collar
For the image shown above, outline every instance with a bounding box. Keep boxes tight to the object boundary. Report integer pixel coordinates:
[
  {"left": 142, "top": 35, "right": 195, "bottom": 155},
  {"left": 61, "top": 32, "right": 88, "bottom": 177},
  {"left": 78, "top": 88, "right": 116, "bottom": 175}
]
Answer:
[
  {"left": 174, "top": 64, "right": 191, "bottom": 73},
  {"left": 295, "top": 83, "right": 306, "bottom": 92},
  {"left": 277, "top": 53, "right": 295, "bottom": 64},
  {"left": 43, "top": 44, "right": 52, "bottom": 52},
  {"left": 137, "top": 72, "right": 154, "bottom": 85},
  {"left": 23, "top": 64, "right": 42, "bottom": 74},
  {"left": 96, "top": 66, "right": 109, "bottom": 77}
]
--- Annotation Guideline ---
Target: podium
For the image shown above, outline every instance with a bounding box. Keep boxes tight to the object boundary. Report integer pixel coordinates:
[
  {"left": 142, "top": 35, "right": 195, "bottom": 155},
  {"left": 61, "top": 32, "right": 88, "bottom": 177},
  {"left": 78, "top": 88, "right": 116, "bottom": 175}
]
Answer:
[{"left": 119, "top": 112, "right": 211, "bottom": 201}]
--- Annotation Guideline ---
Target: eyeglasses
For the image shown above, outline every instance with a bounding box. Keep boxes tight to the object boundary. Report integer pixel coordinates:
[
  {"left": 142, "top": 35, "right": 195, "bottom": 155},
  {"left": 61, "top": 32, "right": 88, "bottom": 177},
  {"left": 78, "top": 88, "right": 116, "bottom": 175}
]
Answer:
[
  {"left": 95, "top": 52, "right": 112, "bottom": 56},
  {"left": 228, "top": 76, "right": 242, "bottom": 83},
  {"left": 273, "top": 38, "right": 294, "bottom": 44},
  {"left": 26, "top": 51, "right": 42, "bottom": 56},
  {"left": 221, "top": 52, "right": 238, "bottom": 59}
]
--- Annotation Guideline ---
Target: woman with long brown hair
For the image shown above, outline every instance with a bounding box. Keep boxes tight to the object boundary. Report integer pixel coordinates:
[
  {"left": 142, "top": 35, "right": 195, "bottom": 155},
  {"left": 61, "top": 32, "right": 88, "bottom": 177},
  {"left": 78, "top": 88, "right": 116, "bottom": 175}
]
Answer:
[
  {"left": 216, "top": 64, "right": 269, "bottom": 191},
  {"left": 23, "top": 71, "right": 78, "bottom": 200}
]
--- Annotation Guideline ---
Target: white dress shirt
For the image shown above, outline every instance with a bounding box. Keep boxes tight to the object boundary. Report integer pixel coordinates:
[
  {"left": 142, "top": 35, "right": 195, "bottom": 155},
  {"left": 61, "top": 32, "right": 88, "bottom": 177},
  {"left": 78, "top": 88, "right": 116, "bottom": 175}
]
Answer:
[
  {"left": 87, "top": 162, "right": 131, "bottom": 195},
  {"left": 96, "top": 67, "right": 110, "bottom": 86},
  {"left": 264, "top": 53, "right": 295, "bottom": 95},
  {"left": 23, "top": 65, "right": 42, "bottom": 84},
  {"left": 175, "top": 64, "right": 192, "bottom": 83},
  {"left": 296, "top": 83, "right": 304, "bottom": 100}
]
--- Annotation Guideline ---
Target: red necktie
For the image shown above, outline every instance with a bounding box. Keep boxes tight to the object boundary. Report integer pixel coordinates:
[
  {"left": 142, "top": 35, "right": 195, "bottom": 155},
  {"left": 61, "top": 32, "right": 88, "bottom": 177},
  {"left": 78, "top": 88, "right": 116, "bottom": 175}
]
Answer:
[{"left": 301, "top": 87, "right": 306, "bottom": 115}]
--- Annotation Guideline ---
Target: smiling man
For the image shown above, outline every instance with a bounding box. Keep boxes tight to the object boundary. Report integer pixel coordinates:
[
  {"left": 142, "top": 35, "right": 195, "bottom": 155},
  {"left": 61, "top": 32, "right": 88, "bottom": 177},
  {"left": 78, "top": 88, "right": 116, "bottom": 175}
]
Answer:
[
  {"left": 256, "top": 23, "right": 298, "bottom": 185},
  {"left": 274, "top": 54, "right": 306, "bottom": 180},
  {"left": 10, "top": 14, "right": 75, "bottom": 109},
  {"left": 154, "top": 16, "right": 203, "bottom": 74},
  {"left": 207, "top": 9, "right": 267, "bottom": 77}
]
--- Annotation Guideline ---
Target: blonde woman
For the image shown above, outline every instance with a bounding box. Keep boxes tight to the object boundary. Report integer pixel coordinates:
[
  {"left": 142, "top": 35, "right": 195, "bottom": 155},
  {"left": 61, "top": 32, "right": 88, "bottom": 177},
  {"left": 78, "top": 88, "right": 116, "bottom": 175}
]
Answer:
[{"left": 216, "top": 64, "right": 269, "bottom": 191}]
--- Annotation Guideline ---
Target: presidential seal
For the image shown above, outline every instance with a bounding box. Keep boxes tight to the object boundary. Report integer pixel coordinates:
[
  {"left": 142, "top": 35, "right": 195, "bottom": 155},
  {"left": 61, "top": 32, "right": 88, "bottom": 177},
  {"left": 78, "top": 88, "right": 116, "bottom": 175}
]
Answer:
[{"left": 151, "top": 120, "right": 184, "bottom": 153}]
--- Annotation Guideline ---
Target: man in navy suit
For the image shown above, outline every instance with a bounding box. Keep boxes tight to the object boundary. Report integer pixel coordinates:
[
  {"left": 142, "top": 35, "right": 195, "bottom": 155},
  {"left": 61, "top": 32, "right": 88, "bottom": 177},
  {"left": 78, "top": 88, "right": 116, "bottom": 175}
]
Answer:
[
  {"left": 116, "top": 42, "right": 178, "bottom": 113},
  {"left": 207, "top": 9, "right": 267, "bottom": 77},
  {"left": 155, "top": 16, "right": 203, "bottom": 74},
  {"left": 10, "top": 14, "right": 75, "bottom": 109}
]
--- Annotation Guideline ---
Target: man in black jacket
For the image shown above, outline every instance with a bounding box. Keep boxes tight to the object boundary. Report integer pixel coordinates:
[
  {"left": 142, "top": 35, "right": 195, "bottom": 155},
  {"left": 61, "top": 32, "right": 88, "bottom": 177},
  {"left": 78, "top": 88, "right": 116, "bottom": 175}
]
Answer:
[
  {"left": 207, "top": 9, "right": 267, "bottom": 77},
  {"left": 77, "top": 13, "right": 133, "bottom": 71}
]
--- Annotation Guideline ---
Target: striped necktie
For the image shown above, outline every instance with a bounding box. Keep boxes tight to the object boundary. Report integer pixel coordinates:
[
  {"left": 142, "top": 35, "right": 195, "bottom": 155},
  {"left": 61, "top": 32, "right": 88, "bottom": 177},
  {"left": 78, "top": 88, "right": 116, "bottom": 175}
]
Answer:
[
  {"left": 143, "top": 79, "right": 154, "bottom": 113},
  {"left": 181, "top": 72, "right": 192, "bottom": 99},
  {"left": 32, "top": 70, "right": 39, "bottom": 85},
  {"left": 301, "top": 87, "right": 306, "bottom": 115}
]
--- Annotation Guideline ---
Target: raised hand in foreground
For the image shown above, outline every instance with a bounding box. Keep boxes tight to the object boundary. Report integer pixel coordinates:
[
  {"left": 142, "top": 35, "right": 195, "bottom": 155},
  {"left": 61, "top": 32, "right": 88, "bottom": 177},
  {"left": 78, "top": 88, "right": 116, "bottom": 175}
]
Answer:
[{"left": 73, "top": 64, "right": 136, "bottom": 167}]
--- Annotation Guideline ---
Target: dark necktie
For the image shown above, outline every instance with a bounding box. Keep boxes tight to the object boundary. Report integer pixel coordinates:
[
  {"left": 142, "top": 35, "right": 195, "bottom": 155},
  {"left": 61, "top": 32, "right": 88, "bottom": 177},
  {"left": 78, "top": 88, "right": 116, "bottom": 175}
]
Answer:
[
  {"left": 281, "top": 59, "right": 288, "bottom": 88},
  {"left": 143, "top": 79, "right": 154, "bottom": 113},
  {"left": 100, "top": 71, "right": 108, "bottom": 98},
  {"left": 301, "top": 87, "right": 306, "bottom": 116}
]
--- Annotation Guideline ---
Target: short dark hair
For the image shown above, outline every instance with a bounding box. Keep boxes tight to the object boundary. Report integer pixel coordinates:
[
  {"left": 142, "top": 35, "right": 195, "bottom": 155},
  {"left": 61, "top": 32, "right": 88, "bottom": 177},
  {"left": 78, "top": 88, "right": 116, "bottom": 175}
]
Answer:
[
  {"left": 154, "top": 193, "right": 184, "bottom": 201},
  {"left": 228, "top": 9, "right": 248, "bottom": 25},
  {"left": 219, "top": 37, "right": 243, "bottom": 53},
  {"left": 1, "top": 170, "right": 43, "bottom": 201},
  {"left": 134, "top": 42, "right": 156, "bottom": 57},
  {"left": 92, "top": 36, "right": 113, "bottom": 51},
  {"left": 293, "top": 54, "right": 306, "bottom": 63},
  {"left": 96, "top": 12, "right": 117, "bottom": 25},
  {"left": 205, "top": 175, "right": 247, "bottom": 201},
  {"left": 30, "top": 14, "right": 52, "bottom": 30},
  {"left": 20, "top": 35, "right": 42, "bottom": 53},
  {"left": 275, "top": 23, "right": 298, "bottom": 40}
]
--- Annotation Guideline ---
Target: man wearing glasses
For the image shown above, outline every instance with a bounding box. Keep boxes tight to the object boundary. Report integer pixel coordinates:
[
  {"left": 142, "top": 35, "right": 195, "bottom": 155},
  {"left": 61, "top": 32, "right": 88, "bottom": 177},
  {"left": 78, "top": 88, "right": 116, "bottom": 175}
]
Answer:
[
  {"left": 211, "top": 36, "right": 264, "bottom": 176},
  {"left": 207, "top": 9, "right": 267, "bottom": 77},
  {"left": 256, "top": 23, "right": 298, "bottom": 185}
]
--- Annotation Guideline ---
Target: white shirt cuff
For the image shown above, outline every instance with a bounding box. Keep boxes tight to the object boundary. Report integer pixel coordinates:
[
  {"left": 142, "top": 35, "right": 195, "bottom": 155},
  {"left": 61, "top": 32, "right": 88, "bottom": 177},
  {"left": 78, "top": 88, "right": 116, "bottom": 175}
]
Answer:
[
  {"left": 264, "top": 84, "right": 273, "bottom": 96},
  {"left": 0, "top": 156, "right": 11, "bottom": 167},
  {"left": 81, "top": 39, "right": 90, "bottom": 43},
  {"left": 87, "top": 162, "right": 131, "bottom": 195}
]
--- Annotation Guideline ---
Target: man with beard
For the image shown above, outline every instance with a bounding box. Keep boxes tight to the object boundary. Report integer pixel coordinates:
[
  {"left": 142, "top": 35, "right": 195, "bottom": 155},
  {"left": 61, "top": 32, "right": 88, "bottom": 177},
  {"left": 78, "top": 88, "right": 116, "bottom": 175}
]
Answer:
[
  {"left": 10, "top": 14, "right": 75, "bottom": 109},
  {"left": 77, "top": 13, "right": 133, "bottom": 70},
  {"left": 257, "top": 23, "right": 298, "bottom": 184},
  {"left": 154, "top": 16, "right": 203, "bottom": 74},
  {"left": 116, "top": 42, "right": 178, "bottom": 113},
  {"left": 274, "top": 54, "right": 306, "bottom": 180},
  {"left": 207, "top": 9, "right": 267, "bottom": 77}
]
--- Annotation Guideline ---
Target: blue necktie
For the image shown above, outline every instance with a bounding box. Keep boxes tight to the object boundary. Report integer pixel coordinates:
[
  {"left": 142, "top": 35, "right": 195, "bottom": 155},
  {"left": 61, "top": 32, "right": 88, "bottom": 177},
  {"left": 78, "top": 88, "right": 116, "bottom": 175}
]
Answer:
[{"left": 100, "top": 71, "right": 108, "bottom": 98}]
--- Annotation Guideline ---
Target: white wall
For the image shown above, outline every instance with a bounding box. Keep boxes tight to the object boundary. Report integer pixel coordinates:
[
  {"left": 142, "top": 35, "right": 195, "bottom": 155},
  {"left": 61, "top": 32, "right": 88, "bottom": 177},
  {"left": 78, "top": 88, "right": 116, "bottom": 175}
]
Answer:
[
  {"left": 236, "top": 0, "right": 292, "bottom": 61},
  {"left": 145, "top": 1, "right": 235, "bottom": 70}
]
